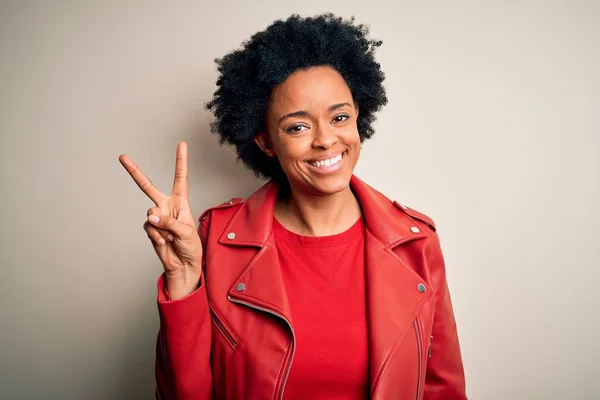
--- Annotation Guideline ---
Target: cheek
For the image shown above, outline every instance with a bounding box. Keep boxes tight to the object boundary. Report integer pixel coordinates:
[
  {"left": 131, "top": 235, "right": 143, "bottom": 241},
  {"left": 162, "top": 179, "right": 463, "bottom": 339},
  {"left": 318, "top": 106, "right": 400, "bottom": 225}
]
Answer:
[
  {"left": 342, "top": 126, "right": 362, "bottom": 146},
  {"left": 276, "top": 138, "right": 311, "bottom": 164}
]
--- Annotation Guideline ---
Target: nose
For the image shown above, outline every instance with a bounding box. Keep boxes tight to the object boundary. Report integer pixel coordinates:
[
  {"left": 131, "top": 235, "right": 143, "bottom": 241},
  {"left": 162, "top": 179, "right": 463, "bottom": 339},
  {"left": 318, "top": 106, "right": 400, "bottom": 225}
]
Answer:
[{"left": 311, "top": 124, "right": 338, "bottom": 149}]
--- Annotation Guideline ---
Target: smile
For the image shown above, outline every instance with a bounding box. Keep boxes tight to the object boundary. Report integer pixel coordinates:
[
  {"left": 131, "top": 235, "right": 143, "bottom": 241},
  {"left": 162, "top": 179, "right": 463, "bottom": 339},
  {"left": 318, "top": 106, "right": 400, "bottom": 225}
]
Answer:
[
  {"left": 306, "top": 153, "right": 343, "bottom": 168},
  {"left": 303, "top": 152, "right": 346, "bottom": 174}
]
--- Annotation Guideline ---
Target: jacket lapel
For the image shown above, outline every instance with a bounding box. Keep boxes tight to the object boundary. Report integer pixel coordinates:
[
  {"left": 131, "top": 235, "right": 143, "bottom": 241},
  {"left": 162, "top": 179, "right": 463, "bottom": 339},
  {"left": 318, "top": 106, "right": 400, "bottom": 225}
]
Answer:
[
  {"left": 350, "top": 176, "right": 434, "bottom": 391},
  {"left": 217, "top": 181, "right": 293, "bottom": 324}
]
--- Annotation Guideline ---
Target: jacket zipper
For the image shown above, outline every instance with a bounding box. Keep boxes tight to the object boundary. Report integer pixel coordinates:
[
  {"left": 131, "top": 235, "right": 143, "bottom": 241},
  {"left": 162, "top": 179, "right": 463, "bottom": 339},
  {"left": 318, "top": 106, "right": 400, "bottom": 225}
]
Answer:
[
  {"left": 209, "top": 308, "right": 238, "bottom": 352},
  {"left": 413, "top": 319, "right": 423, "bottom": 400},
  {"left": 227, "top": 295, "right": 296, "bottom": 400}
]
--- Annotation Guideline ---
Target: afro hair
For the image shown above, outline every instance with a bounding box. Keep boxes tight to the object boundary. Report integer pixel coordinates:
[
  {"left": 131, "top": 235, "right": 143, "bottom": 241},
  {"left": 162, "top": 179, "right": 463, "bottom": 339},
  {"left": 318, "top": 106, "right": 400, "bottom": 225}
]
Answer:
[{"left": 206, "top": 13, "right": 387, "bottom": 183}]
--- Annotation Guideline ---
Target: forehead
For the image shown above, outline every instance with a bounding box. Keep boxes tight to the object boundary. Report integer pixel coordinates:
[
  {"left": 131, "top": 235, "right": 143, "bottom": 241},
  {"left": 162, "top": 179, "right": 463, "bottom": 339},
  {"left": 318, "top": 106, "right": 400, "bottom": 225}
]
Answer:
[{"left": 268, "top": 66, "right": 353, "bottom": 113}]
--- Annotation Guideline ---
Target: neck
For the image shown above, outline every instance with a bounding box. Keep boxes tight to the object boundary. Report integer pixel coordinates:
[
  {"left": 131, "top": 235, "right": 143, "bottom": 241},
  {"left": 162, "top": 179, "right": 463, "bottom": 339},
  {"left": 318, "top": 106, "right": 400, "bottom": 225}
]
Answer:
[{"left": 274, "top": 182, "right": 362, "bottom": 236}]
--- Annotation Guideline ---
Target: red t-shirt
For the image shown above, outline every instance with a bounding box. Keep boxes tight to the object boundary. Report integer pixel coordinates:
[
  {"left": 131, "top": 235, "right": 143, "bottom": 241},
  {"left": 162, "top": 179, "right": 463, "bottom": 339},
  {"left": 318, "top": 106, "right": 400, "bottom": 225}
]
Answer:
[{"left": 273, "top": 216, "right": 369, "bottom": 399}]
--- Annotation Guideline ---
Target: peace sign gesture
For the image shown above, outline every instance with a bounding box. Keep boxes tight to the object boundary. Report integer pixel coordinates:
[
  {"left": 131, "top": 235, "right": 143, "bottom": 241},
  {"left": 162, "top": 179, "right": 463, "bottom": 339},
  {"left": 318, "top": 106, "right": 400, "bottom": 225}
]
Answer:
[{"left": 119, "top": 142, "right": 202, "bottom": 300}]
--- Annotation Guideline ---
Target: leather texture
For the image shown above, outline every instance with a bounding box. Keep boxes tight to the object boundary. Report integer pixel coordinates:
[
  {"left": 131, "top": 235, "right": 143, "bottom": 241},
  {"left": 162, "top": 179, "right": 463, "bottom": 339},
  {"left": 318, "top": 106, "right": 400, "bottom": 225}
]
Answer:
[{"left": 155, "top": 175, "right": 467, "bottom": 399}]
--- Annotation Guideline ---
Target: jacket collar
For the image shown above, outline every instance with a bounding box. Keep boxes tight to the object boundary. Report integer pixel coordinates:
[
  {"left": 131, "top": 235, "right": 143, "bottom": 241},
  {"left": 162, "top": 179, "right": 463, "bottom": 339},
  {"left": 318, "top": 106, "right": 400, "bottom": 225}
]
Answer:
[{"left": 219, "top": 174, "right": 427, "bottom": 249}]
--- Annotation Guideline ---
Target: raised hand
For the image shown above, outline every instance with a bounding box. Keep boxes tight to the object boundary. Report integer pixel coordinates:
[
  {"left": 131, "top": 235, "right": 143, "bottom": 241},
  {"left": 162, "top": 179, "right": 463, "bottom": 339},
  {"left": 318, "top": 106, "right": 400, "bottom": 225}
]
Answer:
[{"left": 119, "top": 142, "right": 202, "bottom": 300}]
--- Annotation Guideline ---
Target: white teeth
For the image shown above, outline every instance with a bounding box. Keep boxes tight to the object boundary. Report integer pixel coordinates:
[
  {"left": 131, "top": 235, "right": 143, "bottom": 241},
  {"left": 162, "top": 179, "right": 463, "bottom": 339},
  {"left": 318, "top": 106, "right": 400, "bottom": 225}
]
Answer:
[{"left": 308, "top": 153, "right": 343, "bottom": 168}]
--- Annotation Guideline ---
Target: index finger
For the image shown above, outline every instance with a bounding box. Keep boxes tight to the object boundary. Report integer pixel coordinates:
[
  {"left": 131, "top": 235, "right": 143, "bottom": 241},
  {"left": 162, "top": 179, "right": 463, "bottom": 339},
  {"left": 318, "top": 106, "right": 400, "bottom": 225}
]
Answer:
[
  {"left": 119, "top": 154, "right": 166, "bottom": 205},
  {"left": 171, "top": 141, "right": 188, "bottom": 198}
]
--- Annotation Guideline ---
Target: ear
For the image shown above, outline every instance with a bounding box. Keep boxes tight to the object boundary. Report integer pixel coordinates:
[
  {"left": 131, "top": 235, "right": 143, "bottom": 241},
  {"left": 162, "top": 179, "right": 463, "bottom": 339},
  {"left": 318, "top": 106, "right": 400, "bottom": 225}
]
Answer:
[
  {"left": 354, "top": 103, "right": 359, "bottom": 117},
  {"left": 254, "top": 132, "right": 276, "bottom": 157}
]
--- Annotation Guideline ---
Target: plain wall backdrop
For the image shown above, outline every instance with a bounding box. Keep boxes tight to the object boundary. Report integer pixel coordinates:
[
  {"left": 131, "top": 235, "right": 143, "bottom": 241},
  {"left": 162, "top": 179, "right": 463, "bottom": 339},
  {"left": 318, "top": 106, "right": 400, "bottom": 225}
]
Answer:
[{"left": 1, "top": 1, "right": 598, "bottom": 399}]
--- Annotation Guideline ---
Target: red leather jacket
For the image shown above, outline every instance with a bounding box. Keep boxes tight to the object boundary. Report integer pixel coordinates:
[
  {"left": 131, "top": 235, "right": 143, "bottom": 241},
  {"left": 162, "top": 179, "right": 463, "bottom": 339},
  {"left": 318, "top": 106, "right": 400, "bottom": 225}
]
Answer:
[{"left": 155, "top": 175, "right": 467, "bottom": 399}]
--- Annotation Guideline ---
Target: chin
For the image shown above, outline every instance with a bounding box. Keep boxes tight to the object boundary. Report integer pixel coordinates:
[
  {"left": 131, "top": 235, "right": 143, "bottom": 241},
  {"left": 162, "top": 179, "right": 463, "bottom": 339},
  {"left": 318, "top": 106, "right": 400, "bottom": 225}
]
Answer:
[
  {"left": 315, "top": 176, "right": 351, "bottom": 195},
  {"left": 294, "top": 171, "right": 353, "bottom": 196}
]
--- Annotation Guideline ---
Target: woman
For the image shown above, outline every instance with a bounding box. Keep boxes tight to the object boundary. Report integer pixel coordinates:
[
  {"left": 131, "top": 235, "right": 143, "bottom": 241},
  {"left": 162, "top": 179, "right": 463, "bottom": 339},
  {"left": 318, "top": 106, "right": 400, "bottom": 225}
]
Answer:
[{"left": 120, "top": 13, "right": 466, "bottom": 400}]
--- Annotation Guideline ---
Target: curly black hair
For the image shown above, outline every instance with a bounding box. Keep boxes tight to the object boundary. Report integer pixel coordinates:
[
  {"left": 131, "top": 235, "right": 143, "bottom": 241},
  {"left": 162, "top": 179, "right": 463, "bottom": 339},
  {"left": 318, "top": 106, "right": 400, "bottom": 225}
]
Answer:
[{"left": 206, "top": 13, "right": 387, "bottom": 183}]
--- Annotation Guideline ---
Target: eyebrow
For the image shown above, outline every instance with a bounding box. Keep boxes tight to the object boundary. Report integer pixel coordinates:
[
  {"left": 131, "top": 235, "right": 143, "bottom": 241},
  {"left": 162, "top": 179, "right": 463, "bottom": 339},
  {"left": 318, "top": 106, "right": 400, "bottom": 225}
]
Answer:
[{"left": 278, "top": 102, "right": 353, "bottom": 124}]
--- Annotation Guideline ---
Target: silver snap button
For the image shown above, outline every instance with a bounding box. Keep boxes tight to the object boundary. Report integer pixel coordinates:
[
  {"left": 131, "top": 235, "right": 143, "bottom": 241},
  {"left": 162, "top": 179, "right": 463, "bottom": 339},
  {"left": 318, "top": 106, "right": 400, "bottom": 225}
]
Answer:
[
  {"left": 227, "top": 232, "right": 236, "bottom": 240},
  {"left": 225, "top": 200, "right": 233, "bottom": 204},
  {"left": 236, "top": 283, "right": 246, "bottom": 292},
  {"left": 200, "top": 214, "right": 207, "bottom": 221},
  {"left": 410, "top": 226, "right": 420, "bottom": 234},
  {"left": 417, "top": 283, "right": 426, "bottom": 293}
]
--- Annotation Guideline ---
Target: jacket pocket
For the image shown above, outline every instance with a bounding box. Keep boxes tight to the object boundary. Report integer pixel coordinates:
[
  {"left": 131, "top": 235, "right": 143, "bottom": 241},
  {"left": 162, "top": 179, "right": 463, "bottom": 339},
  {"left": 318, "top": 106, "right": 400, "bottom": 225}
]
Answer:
[{"left": 209, "top": 305, "right": 239, "bottom": 352}]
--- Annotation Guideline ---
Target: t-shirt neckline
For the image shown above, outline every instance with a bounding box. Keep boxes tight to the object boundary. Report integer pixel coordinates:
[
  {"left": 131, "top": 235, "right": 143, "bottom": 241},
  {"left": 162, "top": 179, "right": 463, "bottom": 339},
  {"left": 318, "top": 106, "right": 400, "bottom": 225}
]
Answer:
[{"left": 272, "top": 216, "right": 364, "bottom": 248}]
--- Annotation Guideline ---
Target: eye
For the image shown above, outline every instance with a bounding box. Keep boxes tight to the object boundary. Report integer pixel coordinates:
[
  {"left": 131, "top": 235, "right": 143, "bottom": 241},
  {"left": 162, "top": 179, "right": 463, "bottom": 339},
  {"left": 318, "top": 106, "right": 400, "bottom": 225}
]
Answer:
[
  {"left": 286, "top": 124, "right": 308, "bottom": 133},
  {"left": 332, "top": 114, "right": 350, "bottom": 124}
]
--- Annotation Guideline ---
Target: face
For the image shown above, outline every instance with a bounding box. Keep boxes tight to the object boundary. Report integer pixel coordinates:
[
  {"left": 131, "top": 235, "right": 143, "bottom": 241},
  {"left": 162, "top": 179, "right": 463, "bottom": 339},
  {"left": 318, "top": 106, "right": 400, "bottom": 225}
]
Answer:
[{"left": 256, "top": 66, "right": 361, "bottom": 196}]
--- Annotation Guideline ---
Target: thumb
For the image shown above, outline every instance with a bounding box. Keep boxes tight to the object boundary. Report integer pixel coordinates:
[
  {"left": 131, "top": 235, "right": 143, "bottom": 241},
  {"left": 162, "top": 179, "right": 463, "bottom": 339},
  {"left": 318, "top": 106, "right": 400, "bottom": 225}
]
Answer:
[{"left": 147, "top": 214, "right": 194, "bottom": 239}]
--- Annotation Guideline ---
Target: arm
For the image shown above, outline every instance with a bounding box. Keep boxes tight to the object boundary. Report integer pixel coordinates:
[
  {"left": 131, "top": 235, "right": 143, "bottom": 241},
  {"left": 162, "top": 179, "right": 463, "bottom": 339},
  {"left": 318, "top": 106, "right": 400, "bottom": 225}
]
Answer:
[
  {"left": 155, "top": 219, "right": 213, "bottom": 400},
  {"left": 423, "top": 237, "right": 467, "bottom": 400}
]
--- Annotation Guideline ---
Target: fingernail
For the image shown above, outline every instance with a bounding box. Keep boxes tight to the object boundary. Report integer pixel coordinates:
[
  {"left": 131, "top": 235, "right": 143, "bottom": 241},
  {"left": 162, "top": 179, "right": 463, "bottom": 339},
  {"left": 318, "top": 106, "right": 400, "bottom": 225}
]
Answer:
[
  {"left": 167, "top": 234, "right": 174, "bottom": 242},
  {"left": 158, "top": 238, "right": 165, "bottom": 245},
  {"left": 148, "top": 215, "right": 159, "bottom": 223}
]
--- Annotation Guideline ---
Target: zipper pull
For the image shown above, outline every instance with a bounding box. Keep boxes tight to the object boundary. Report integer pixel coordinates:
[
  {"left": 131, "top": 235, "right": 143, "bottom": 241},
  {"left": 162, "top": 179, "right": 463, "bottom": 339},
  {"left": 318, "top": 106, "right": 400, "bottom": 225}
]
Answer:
[{"left": 428, "top": 336, "right": 433, "bottom": 358}]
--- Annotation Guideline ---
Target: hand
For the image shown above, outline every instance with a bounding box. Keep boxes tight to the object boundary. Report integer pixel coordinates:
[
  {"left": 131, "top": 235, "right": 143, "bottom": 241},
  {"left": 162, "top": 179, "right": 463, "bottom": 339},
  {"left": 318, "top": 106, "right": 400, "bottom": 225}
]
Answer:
[{"left": 119, "top": 142, "right": 202, "bottom": 300}]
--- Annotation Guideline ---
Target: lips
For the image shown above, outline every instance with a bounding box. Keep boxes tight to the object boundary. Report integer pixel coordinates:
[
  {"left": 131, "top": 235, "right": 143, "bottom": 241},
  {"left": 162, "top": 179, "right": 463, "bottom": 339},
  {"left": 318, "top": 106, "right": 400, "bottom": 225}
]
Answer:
[
  {"left": 305, "top": 152, "right": 344, "bottom": 168},
  {"left": 308, "top": 154, "right": 342, "bottom": 168},
  {"left": 301, "top": 151, "right": 347, "bottom": 176}
]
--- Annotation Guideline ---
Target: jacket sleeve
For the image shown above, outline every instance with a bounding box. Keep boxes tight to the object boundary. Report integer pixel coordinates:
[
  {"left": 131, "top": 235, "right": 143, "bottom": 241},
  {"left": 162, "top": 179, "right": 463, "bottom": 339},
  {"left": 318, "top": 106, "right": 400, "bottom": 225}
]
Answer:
[
  {"left": 423, "top": 235, "right": 467, "bottom": 400},
  {"left": 155, "top": 218, "right": 213, "bottom": 400}
]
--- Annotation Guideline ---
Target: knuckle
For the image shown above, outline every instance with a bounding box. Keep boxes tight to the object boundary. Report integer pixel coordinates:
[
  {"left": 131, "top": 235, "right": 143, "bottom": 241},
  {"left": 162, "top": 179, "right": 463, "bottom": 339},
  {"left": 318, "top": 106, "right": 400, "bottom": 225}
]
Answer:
[
  {"left": 144, "top": 221, "right": 159, "bottom": 234},
  {"left": 140, "top": 180, "right": 152, "bottom": 192},
  {"left": 174, "top": 172, "right": 187, "bottom": 180}
]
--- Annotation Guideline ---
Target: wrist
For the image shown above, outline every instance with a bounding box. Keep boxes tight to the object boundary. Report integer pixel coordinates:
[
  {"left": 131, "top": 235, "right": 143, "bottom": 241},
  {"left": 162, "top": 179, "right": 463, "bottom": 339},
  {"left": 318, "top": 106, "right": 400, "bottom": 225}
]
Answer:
[{"left": 165, "top": 270, "right": 201, "bottom": 300}]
